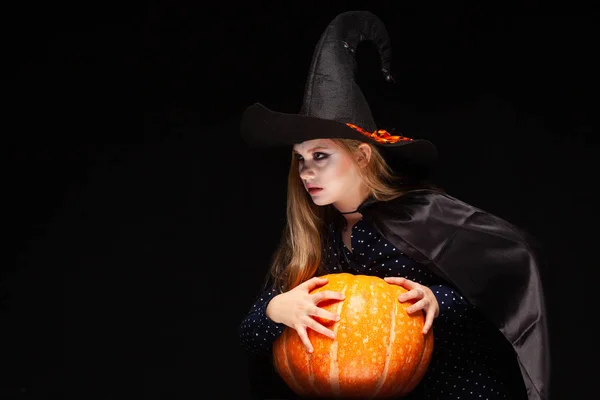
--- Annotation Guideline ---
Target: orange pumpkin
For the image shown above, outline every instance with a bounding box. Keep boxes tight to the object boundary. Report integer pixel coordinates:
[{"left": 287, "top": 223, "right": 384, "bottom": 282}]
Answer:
[{"left": 273, "top": 273, "right": 434, "bottom": 398}]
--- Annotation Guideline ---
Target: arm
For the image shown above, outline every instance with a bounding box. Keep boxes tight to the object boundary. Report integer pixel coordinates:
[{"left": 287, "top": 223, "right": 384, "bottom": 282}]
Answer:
[
  {"left": 429, "top": 284, "right": 472, "bottom": 318},
  {"left": 384, "top": 277, "right": 473, "bottom": 334},
  {"left": 239, "top": 286, "right": 287, "bottom": 355},
  {"left": 240, "top": 276, "right": 344, "bottom": 355}
]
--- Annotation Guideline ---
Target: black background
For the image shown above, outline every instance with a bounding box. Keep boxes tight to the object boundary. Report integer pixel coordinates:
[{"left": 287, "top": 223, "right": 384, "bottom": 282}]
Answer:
[{"left": 3, "top": 3, "right": 598, "bottom": 399}]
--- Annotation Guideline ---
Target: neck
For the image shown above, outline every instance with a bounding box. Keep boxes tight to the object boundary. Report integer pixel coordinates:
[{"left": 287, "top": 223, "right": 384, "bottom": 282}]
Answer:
[
  {"left": 342, "top": 211, "right": 363, "bottom": 227},
  {"left": 336, "top": 189, "right": 370, "bottom": 224}
]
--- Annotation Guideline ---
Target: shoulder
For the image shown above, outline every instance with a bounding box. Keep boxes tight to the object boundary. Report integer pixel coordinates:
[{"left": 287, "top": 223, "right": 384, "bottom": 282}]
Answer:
[{"left": 370, "top": 189, "right": 533, "bottom": 246}]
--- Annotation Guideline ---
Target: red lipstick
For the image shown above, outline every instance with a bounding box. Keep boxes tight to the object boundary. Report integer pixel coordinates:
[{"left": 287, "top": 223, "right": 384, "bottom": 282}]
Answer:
[{"left": 307, "top": 185, "right": 323, "bottom": 195}]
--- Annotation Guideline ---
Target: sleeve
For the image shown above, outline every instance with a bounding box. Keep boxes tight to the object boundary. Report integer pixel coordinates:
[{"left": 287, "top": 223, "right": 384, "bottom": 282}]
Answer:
[
  {"left": 239, "top": 285, "right": 287, "bottom": 355},
  {"left": 429, "top": 284, "right": 472, "bottom": 318}
]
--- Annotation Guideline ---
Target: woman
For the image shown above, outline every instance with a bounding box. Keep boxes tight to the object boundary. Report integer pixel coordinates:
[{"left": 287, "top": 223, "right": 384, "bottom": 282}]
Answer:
[{"left": 239, "top": 11, "right": 549, "bottom": 400}]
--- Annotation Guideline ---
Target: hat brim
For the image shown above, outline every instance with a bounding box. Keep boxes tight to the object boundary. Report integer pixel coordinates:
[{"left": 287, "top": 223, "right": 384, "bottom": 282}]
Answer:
[{"left": 240, "top": 102, "right": 438, "bottom": 169}]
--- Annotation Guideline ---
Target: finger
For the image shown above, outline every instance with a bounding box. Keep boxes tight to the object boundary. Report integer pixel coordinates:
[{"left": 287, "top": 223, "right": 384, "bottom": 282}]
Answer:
[
  {"left": 308, "top": 304, "right": 341, "bottom": 322},
  {"left": 384, "top": 276, "right": 417, "bottom": 290},
  {"left": 303, "top": 276, "right": 329, "bottom": 291},
  {"left": 422, "top": 308, "right": 435, "bottom": 335},
  {"left": 294, "top": 325, "right": 314, "bottom": 353},
  {"left": 398, "top": 288, "right": 425, "bottom": 302},
  {"left": 406, "top": 298, "right": 429, "bottom": 314},
  {"left": 312, "top": 290, "right": 345, "bottom": 303},
  {"left": 383, "top": 276, "right": 405, "bottom": 285},
  {"left": 306, "top": 318, "right": 336, "bottom": 340}
]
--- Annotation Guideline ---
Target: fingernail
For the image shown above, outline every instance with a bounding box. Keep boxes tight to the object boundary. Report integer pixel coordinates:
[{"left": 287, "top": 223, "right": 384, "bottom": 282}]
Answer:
[{"left": 335, "top": 315, "right": 341, "bottom": 321}]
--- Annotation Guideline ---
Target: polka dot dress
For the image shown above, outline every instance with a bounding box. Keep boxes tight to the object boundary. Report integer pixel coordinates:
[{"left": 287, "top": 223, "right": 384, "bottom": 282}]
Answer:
[{"left": 240, "top": 218, "right": 522, "bottom": 399}]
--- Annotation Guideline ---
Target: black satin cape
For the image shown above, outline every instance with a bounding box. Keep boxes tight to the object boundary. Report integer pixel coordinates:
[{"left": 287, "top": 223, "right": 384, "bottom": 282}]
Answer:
[{"left": 356, "top": 189, "right": 550, "bottom": 400}]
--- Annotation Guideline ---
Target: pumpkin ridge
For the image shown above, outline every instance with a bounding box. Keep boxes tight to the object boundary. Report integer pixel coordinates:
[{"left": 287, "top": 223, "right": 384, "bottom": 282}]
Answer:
[
  {"left": 399, "top": 337, "right": 425, "bottom": 397},
  {"left": 373, "top": 284, "right": 397, "bottom": 397},
  {"left": 401, "top": 327, "right": 434, "bottom": 396},
  {"left": 394, "top": 310, "right": 423, "bottom": 394},
  {"left": 338, "top": 276, "right": 362, "bottom": 397},
  {"left": 306, "top": 338, "right": 317, "bottom": 395},
  {"left": 281, "top": 330, "right": 304, "bottom": 394},
  {"left": 328, "top": 282, "right": 348, "bottom": 397}
]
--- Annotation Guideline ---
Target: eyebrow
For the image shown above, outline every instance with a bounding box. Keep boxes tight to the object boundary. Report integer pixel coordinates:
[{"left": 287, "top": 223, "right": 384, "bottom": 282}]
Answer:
[{"left": 292, "top": 146, "right": 330, "bottom": 154}]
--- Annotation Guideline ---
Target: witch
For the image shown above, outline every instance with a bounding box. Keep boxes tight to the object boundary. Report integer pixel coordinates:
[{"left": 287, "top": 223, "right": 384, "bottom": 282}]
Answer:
[{"left": 238, "top": 10, "right": 550, "bottom": 400}]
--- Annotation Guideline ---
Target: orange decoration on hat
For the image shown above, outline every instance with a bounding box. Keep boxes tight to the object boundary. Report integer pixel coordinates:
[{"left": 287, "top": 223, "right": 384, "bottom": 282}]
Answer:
[{"left": 346, "top": 123, "right": 414, "bottom": 144}]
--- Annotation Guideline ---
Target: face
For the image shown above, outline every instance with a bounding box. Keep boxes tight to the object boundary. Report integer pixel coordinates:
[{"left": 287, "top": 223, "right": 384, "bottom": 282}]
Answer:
[{"left": 292, "top": 139, "right": 366, "bottom": 208}]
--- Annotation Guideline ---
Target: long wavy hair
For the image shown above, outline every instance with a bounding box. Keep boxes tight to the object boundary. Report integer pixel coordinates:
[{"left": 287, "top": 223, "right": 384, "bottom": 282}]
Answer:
[{"left": 265, "top": 138, "right": 439, "bottom": 292}]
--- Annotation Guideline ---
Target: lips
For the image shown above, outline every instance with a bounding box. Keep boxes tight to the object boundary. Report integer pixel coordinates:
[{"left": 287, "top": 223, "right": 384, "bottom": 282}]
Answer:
[{"left": 307, "top": 187, "right": 323, "bottom": 195}]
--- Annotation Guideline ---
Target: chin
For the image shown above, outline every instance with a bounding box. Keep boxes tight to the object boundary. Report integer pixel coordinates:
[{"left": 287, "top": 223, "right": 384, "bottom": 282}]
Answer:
[{"left": 311, "top": 197, "right": 333, "bottom": 207}]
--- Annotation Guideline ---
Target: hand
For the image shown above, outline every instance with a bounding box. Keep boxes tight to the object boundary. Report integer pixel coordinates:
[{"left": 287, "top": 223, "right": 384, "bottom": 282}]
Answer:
[
  {"left": 266, "top": 276, "right": 345, "bottom": 353},
  {"left": 383, "top": 277, "right": 439, "bottom": 335}
]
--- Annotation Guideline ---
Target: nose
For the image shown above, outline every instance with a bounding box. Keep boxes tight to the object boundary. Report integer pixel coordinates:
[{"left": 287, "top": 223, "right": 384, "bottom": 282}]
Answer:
[{"left": 299, "top": 162, "right": 315, "bottom": 181}]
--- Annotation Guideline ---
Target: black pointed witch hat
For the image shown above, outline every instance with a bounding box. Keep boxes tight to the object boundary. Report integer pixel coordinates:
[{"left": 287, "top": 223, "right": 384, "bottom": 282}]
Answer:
[{"left": 240, "top": 10, "right": 438, "bottom": 170}]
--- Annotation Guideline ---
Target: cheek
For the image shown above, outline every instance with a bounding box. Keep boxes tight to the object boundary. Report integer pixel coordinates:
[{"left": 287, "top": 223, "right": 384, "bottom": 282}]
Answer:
[
  {"left": 323, "top": 160, "right": 355, "bottom": 192},
  {"left": 334, "top": 158, "right": 355, "bottom": 181}
]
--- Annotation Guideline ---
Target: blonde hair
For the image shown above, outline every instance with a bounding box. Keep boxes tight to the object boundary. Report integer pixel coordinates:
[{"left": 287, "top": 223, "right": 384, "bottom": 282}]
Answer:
[{"left": 265, "top": 139, "right": 432, "bottom": 292}]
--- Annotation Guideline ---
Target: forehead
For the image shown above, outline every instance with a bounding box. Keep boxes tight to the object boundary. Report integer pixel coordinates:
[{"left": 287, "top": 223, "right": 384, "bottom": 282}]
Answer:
[{"left": 292, "top": 139, "right": 336, "bottom": 153}]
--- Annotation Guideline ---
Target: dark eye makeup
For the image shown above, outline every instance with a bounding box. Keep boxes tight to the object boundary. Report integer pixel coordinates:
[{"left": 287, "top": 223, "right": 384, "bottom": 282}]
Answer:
[{"left": 295, "top": 152, "right": 330, "bottom": 161}]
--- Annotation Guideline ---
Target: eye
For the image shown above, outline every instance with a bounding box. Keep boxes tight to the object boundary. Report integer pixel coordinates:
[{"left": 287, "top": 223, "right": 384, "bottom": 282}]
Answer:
[
  {"left": 294, "top": 153, "right": 304, "bottom": 161},
  {"left": 313, "top": 152, "right": 330, "bottom": 160}
]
